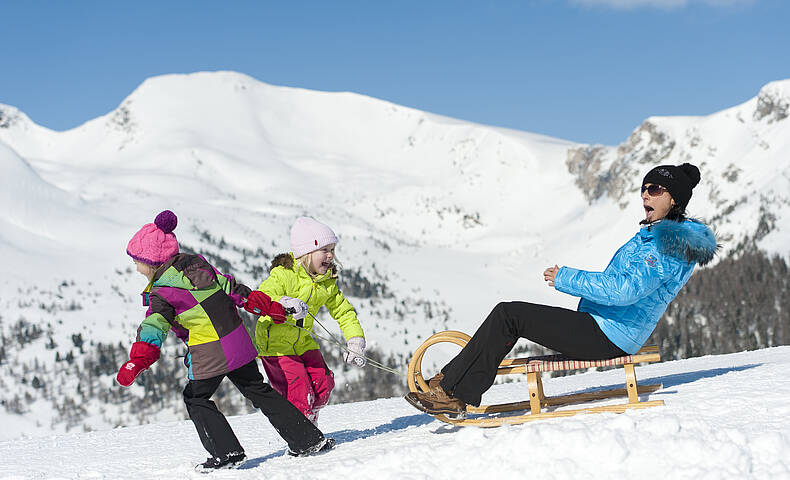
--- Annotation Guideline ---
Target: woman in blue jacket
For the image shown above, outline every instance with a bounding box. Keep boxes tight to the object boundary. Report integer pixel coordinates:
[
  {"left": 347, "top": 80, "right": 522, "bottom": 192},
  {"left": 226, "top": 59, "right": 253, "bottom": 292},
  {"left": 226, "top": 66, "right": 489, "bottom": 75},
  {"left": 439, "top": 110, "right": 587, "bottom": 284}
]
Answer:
[{"left": 406, "top": 163, "right": 718, "bottom": 417}]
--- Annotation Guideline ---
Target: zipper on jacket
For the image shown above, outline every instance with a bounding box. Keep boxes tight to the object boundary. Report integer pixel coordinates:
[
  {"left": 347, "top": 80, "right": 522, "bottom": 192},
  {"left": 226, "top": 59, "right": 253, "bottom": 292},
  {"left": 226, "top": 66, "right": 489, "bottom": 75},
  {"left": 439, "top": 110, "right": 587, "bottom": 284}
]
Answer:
[
  {"left": 291, "top": 284, "right": 314, "bottom": 354},
  {"left": 291, "top": 326, "right": 301, "bottom": 354}
]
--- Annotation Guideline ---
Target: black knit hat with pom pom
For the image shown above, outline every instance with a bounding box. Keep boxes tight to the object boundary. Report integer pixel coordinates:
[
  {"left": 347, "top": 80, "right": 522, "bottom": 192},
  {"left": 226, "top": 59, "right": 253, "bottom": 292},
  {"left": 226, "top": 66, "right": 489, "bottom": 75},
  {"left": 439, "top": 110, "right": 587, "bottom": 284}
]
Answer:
[{"left": 642, "top": 163, "right": 701, "bottom": 210}]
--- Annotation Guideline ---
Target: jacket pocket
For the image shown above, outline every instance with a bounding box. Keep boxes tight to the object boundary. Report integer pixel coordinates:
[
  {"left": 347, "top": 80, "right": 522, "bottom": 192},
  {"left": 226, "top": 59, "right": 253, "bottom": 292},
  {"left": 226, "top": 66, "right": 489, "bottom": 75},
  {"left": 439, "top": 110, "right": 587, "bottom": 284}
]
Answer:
[{"left": 254, "top": 322, "right": 270, "bottom": 353}]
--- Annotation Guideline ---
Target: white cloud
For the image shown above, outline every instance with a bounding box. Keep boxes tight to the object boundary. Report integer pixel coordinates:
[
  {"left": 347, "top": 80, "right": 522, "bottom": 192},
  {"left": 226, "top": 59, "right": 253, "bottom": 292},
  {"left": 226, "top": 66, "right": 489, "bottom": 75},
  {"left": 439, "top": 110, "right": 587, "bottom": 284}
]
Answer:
[{"left": 570, "top": 0, "right": 754, "bottom": 9}]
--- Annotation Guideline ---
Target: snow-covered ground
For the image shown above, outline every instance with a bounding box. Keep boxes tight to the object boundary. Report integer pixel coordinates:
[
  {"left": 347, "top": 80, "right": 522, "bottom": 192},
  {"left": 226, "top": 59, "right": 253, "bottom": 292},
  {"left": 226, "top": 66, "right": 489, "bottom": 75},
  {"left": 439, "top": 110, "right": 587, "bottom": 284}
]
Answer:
[
  {"left": 2, "top": 346, "right": 788, "bottom": 479},
  {"left": 0, "top": 71, "right": 788, "bottom": 445}
]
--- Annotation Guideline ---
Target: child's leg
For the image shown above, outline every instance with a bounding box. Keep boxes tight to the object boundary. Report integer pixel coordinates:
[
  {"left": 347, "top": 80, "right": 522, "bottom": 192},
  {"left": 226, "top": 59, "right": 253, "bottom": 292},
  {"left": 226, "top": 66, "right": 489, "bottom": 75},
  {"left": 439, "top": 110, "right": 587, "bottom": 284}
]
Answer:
[
  {"left": 183, "top": 375, "right": 243, "bottom": 458},
  {"left": 227, "top": 360, "right": 325, "bottom": 454},
  {"left": 301, "top": 349, "right": 335, "bottom": 413},
  {"left": 260, "top": 354, "right": 318, "bottom": 421},
  {"left": 259, "top": 356, "right": 288, "bottom": 397}
]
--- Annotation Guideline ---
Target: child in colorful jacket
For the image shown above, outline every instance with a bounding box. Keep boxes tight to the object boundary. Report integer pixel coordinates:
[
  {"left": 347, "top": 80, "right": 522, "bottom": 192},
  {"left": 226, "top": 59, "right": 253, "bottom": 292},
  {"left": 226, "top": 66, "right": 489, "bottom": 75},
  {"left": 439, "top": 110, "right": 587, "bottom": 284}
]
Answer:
[
  {"left": 245, "top": 216, "right": 366, "bottom": 424},
  {"left": 116, "top": 210, "right": 333, "bottom": 471}
]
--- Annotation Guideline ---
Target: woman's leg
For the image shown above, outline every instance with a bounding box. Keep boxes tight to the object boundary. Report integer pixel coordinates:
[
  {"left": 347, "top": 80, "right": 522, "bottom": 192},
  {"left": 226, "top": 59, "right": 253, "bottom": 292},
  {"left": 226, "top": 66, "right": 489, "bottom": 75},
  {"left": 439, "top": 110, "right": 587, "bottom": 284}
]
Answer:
[{"left": 440, "top": 301, "right": 624, "bottom": 407}]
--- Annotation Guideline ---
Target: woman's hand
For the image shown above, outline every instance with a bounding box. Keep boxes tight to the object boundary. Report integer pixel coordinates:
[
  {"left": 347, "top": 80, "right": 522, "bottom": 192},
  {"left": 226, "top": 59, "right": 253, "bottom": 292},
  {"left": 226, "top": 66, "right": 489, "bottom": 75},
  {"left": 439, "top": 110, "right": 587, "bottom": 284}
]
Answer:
[{"left": 543, "top": 265, "right": 560, "bottom": 287}]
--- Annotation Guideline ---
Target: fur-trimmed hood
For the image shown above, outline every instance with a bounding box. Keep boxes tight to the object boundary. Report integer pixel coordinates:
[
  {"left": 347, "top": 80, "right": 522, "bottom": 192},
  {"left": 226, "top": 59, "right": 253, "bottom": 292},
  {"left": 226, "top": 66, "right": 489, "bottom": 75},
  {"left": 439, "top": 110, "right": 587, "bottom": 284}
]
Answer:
[
  {"left": 646, "top": 219, "right": 718, "bottom": 266},
  {"left": 270, "top": 253, "right": 294, "bottom": 271},
  {"left": 269, "top": 252, "right": 338, "bottom": 278}
]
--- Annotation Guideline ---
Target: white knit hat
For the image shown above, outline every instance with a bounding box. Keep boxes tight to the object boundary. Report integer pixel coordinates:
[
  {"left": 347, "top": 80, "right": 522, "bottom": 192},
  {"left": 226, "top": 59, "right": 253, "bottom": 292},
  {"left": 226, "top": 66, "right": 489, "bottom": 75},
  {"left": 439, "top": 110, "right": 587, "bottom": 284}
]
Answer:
[{"left": 290, "top": 217, "right": 339, "bottom": 258}]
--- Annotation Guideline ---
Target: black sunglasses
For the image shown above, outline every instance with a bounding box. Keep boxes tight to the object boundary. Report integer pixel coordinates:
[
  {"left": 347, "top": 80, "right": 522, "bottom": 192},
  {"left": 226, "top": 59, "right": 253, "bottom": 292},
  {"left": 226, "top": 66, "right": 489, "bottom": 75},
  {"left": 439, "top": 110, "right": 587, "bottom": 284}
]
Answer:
[{"left": 641, "top": 184, "right": 667, "bottom": 196}]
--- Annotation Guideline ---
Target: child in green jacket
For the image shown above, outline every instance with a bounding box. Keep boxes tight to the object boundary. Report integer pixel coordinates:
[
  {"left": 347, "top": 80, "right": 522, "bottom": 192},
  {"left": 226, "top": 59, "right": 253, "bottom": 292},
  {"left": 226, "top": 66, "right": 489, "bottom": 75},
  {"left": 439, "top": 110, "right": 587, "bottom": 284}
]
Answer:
[{"left": 245, "top": 217, "right": 365, "bottom": 423}]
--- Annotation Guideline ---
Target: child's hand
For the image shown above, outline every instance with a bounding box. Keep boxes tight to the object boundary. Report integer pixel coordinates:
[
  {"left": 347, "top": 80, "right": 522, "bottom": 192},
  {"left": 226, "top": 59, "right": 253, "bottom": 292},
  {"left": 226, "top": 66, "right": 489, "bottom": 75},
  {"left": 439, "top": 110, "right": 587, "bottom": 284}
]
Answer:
[
  {"left": 245, "top": 291, "right": 275, "bottom": 316},
  {"left": 116, "top": 359, "right": 147, "bottom": 387},
  {"left": 269, "top": 301, "right": 287, "bottom": 323},
  {"left": 244, "top": 291, "right": 288, "bottom": 323},
  {"left": 116, "top": 341, "right": 160, "bottom": 387},
  {"left": 343, "top": 337, "right": 366, "bottom": 367},
  {"left": 279, "top": 296, "right": 309, "bottom": 320}
]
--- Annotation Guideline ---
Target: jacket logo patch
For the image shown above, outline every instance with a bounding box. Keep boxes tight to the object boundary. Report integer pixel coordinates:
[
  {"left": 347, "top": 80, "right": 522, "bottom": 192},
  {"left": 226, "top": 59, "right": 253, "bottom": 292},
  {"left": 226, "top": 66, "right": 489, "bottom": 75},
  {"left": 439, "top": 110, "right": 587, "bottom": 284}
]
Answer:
[{"left": 645, "top": 255, "right": 658, "bottom": 267}]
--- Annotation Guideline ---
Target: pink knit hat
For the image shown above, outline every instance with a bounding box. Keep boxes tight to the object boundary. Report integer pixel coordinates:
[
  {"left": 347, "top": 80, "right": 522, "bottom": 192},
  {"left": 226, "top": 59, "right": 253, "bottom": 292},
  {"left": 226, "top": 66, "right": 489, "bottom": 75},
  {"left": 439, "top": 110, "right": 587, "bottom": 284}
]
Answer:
[
  {"left": 126, "top": 210, "right": 179, "bottom": 266},
  {"left": 290, "top": 217, "right": 338, "bottom": 258}
]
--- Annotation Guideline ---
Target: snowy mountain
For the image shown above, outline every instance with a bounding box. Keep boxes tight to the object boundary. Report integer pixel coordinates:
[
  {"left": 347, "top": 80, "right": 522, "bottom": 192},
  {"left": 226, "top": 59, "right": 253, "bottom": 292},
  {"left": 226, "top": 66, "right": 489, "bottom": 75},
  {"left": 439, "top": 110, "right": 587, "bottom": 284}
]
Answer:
[
  {"left": 2, "top": 346, "right": 789, "bottom": 479},
  {"left": 0, "top": 71, "right": 788, "bottom": 440},
  {"left": 566, "top": 79, "right": 790, "bottom": 253}
]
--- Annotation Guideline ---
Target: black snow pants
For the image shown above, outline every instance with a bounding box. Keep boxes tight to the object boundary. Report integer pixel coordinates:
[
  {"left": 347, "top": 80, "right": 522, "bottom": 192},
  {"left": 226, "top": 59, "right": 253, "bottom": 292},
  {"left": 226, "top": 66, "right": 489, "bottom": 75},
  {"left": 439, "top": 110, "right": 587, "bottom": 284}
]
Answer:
[
  {"left": 183, "top": 359, "right": 324, "bottom": 458},
  {"left": 440, "top": 301, "right": 626, "bottom": 407}
]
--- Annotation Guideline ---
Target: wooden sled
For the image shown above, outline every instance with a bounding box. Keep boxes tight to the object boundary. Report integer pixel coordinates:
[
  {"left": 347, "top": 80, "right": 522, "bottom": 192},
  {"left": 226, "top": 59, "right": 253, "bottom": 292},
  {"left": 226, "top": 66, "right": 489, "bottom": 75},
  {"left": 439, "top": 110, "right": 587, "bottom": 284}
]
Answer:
[{"left": 407, "top": 330, "right": 664, "bottom": 427}]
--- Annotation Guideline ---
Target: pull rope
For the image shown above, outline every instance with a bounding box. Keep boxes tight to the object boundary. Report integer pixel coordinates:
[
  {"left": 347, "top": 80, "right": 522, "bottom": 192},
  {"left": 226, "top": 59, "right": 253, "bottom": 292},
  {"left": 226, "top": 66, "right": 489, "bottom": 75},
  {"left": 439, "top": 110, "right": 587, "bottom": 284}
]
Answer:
[
  {"left": 277, "top": 310, "right": 406, "bottom": 377},
  {"left": 308, "top": 312, "right": 407, "bottom": 376}
]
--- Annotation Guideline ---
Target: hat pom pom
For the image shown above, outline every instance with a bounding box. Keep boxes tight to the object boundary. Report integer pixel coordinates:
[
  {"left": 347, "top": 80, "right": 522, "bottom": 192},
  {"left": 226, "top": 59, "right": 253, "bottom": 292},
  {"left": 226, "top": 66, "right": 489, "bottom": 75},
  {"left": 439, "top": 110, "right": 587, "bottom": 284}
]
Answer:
[
  {"left": 154, "top": 210, "right": 178, "bottom": 234},
  {"left": 680, "top": 163, "right": 701, "bottom": 188}
]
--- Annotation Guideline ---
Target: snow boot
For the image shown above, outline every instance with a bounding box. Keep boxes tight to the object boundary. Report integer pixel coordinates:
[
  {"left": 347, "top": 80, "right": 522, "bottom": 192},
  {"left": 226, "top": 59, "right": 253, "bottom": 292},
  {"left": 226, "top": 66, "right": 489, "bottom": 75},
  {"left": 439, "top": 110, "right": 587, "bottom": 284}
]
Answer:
[
  {"left": 405, "top": 378, "right": 467, "bottom": 419},
  {"left": 288, "top": 437, "right": 336, "bottom": 457},
  {"left": 428, "top": 373, "right": 444, "bottom": 390},
  {"left": 195, "top": 451, "right": 246, "bottom": 471}
]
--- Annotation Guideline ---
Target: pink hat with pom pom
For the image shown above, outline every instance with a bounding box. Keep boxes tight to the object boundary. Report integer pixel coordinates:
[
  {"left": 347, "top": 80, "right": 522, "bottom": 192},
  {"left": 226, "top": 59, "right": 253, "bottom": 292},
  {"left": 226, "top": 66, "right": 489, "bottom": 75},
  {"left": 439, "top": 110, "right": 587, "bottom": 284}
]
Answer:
[
  {"left": 290, "top": 217, "right": 338, "bottom": 258},
  {"left": 126, "top": 210, "right": 179, "bottom": 265}
]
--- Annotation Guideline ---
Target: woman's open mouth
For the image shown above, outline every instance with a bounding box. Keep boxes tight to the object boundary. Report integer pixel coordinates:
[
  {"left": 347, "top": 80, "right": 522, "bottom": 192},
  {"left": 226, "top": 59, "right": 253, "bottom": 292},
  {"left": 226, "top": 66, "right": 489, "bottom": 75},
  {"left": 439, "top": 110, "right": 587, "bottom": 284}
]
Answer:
[{"left": 644, "top": 205, "right": 654, "bottom": 220}]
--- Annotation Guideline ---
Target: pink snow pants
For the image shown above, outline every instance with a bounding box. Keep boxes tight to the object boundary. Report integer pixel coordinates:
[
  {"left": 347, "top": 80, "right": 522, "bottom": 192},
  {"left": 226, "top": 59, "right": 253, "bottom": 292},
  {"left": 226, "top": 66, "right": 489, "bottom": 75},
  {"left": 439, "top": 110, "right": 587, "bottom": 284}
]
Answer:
[{"left": 260, "top": 349, "right": 335, "bottom": 423}]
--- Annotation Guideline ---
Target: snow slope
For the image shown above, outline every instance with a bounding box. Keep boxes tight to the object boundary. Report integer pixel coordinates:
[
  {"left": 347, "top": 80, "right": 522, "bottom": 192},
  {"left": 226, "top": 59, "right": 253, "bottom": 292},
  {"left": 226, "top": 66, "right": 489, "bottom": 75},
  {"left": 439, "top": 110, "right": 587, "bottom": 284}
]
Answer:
[
  {"left": 2, "top": 346, "right": 789, "bottom": 479},
  {"left": 0, "top": 71, "right": 788, "bottom": 441}
]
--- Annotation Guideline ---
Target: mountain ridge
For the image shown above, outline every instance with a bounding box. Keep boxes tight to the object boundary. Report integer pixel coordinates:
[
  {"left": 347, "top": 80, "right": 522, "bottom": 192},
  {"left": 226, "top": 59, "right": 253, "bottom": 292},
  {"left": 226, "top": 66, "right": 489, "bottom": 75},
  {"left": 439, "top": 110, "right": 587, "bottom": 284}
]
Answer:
[{"left": 0, "top": 71, "right": 787, "bottom": 440}]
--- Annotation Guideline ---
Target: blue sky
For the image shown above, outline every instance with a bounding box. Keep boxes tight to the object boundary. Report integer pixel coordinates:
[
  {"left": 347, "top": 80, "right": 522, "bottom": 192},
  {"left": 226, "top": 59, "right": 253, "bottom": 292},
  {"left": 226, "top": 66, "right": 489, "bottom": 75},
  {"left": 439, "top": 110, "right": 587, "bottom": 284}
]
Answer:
[{"left": 1, "top": 0, "right": 788, "bottom": 145}]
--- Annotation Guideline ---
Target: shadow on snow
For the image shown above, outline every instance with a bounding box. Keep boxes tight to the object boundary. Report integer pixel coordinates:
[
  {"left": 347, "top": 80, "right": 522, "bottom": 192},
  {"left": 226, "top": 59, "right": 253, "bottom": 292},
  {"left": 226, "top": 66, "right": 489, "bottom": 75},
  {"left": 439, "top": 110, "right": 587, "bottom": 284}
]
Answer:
[
  {"left": 240, "top": 413, "right": 435, "bottom": 469},
  {"left": 241, "top": 364, "right": 762, "bottom": 468},
  {"left": 642, "top": 363, "right": 761, "bottom": 393}
]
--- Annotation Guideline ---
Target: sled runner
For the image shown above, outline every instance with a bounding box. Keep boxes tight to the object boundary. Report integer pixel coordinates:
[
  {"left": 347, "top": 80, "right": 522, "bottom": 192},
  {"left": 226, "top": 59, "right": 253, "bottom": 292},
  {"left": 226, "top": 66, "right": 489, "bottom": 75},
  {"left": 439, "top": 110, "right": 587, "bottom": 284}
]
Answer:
[{"left": 407, "top": 330, "right": 664, "bottom": 427}]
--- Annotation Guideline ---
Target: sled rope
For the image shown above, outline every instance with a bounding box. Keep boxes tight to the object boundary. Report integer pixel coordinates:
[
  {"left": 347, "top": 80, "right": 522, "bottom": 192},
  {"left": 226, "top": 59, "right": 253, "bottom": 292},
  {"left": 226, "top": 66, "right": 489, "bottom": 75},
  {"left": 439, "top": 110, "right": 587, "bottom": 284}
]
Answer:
[
  {"left": 276, "top": 311, "right": 406, "bottom": 376},
  {"left": 307, "top": 312, "right": 407, "bottom": 376}
]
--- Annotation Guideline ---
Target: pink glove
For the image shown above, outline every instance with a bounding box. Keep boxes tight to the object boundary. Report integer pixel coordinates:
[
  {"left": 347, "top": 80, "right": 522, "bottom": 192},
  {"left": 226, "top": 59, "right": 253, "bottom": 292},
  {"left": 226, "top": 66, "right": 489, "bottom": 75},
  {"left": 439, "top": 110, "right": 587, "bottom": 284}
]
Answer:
[{"left": 116, "top": 341, "right": 161, "bottom": 387}]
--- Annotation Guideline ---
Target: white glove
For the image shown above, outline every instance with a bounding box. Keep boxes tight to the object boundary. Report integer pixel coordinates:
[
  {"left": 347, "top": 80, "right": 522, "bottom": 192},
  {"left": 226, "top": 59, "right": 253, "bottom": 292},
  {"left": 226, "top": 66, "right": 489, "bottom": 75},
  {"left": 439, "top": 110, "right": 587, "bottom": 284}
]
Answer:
[
  {"left": 279, "top": 296, "right": 309, "bottom": 320},
  {"left": 343, "top": 337, "right": 366, "bottom": 367}
]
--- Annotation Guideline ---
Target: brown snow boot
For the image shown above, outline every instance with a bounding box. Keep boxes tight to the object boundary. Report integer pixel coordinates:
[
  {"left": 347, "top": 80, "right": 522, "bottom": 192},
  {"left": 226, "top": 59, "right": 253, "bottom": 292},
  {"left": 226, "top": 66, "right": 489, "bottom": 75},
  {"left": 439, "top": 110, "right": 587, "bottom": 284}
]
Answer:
[
  {"left": 405, "top": 375, "right": 466, "bottom": 418},
  {"left": 428, "top": 373, "right": 443, "bottom": 390}
]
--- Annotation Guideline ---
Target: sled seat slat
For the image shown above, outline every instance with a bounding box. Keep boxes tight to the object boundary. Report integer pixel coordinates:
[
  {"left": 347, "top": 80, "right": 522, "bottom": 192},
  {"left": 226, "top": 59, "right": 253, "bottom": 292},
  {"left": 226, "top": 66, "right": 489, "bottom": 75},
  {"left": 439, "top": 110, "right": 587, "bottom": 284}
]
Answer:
[{"left": 497, "top": 345, "right": 660, "bottom": 375}]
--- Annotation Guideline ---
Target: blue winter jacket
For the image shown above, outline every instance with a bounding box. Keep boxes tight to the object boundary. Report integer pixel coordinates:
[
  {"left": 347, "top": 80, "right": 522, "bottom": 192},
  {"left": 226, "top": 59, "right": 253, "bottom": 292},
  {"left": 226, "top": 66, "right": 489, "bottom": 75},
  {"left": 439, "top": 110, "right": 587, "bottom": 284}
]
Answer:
[{"left": 553, "top": 219, "right": 717, "bottom": 354}]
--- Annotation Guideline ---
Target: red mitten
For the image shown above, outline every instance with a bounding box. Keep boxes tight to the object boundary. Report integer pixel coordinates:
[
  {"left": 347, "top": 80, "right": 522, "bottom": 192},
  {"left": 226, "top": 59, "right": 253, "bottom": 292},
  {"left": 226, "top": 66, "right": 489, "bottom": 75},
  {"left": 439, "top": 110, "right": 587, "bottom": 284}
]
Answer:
[
  {"left": 116, "top": 341, "right": 161, "bottom": 387},
  {"left": 244, "top": 291, "right": 287, "bottom": 323},
  {"left": 244, "top": 290, "right": 273, "bottom": 316},
  {"left": 268, "top": 301, "right": 287, "bottom": 324}
]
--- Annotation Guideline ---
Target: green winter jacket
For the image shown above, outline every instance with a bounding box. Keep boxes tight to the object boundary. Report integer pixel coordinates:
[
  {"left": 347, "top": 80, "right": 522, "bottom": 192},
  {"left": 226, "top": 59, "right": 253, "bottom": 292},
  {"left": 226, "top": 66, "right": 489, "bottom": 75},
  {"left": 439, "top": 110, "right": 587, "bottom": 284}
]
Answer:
[{"left": 254, "top": 253, "right": 364, "bottom": 357}]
